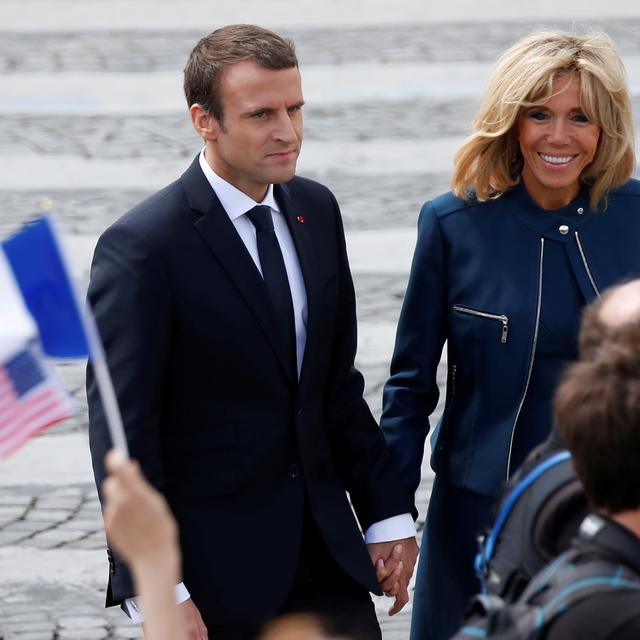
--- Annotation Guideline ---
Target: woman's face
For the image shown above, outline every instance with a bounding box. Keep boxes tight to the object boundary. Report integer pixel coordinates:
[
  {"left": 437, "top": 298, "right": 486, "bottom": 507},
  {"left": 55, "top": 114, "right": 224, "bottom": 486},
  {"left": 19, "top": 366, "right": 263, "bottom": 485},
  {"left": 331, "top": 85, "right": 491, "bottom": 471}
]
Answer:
[{"left": 517, "top": 74, "right": 601, "bottom": 210}]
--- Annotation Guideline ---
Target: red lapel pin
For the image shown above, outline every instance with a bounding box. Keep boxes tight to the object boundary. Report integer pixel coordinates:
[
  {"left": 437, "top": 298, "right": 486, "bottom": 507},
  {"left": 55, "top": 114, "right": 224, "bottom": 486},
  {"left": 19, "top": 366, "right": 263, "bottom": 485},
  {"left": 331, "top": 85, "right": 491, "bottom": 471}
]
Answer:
[{"left": 296, "top": 215, "right": 305, "bottom": 223}]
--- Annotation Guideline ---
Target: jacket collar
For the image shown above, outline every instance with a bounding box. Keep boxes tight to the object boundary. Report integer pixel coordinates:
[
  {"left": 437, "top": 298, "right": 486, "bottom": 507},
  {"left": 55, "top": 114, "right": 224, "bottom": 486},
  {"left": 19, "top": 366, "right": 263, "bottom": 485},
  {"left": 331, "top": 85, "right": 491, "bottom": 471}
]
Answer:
[
  {"left": 579, "top": 513, "right": 640, "bottom": 575},
  {"left": 507, "top": 179, "right": 593, "bottom": 243},
  {"left": 274, "top": 180, "right": 320, "bottom": 386},
  {"left": 197, "top": 149, "right": 279, "bottom": 219}
]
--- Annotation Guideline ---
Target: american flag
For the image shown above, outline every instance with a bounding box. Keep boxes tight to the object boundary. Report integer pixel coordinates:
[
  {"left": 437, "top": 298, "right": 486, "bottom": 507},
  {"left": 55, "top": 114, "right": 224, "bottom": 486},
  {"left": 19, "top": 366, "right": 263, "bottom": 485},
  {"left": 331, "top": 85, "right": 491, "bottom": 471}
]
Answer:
[{"left": 0, "top": 345, "right": 73, "bottom": 458}]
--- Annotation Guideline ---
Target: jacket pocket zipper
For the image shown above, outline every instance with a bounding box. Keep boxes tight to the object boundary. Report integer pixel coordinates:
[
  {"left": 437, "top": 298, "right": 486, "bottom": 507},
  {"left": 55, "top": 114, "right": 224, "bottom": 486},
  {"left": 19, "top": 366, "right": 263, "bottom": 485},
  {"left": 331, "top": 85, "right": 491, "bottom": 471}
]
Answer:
[
  {"left": 450, "top": 363, "right": 457, "bottom": 397},
  {"left": 453, "top": 305, "right": 509, "bottom": 343},
  {"left": 438, "top": 363, "right": 457, "bottom": 452}
]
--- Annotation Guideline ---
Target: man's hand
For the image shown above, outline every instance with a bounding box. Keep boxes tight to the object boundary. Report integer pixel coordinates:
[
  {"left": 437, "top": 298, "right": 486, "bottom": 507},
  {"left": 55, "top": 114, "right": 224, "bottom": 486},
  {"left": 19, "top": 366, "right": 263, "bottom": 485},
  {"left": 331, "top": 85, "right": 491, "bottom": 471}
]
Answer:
[
  {"left": 178, "top": 598, "right": 209, "bottom": 640},
  {"left": 367, "top": 537, "right": 419, "bottom": 615}
]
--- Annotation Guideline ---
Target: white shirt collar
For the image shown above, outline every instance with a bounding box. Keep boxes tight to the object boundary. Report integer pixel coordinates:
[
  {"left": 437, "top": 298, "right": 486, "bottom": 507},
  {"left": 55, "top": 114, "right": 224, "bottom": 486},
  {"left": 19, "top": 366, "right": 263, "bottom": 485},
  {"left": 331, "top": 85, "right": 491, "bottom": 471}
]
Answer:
[{"left": 198, "top": 149, "right": 279, "bottom": 220}]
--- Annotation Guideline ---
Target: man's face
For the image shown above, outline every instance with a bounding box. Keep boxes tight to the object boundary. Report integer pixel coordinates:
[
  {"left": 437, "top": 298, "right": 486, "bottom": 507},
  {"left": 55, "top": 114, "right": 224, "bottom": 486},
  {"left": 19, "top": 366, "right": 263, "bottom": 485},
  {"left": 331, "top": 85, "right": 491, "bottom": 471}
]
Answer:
[{"left": 206, "top": 60, "right": 304, "bottom": 201}]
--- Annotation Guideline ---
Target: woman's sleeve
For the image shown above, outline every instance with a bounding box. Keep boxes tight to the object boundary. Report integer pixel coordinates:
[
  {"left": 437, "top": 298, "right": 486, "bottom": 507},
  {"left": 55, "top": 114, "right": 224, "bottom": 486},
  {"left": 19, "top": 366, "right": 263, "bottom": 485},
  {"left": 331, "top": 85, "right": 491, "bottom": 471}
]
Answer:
[{"left": 381, "top": 201, "right": 448, "bottom": 496}]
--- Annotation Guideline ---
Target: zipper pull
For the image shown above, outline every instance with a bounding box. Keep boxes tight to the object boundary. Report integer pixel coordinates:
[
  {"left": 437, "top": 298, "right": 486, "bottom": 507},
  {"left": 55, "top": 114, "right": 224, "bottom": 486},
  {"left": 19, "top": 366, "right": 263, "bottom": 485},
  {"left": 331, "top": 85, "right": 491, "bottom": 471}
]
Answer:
[{"left": 500, "top": 317, "right": 508, "bottom": 343}]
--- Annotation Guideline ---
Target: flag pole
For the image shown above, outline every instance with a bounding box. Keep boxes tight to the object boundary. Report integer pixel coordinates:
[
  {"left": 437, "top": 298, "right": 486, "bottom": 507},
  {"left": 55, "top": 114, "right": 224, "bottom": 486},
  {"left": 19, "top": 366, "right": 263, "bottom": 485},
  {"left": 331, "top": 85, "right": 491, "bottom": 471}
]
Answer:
[{"left": 82, "top": 306, "right": 129, "bottom": 459}]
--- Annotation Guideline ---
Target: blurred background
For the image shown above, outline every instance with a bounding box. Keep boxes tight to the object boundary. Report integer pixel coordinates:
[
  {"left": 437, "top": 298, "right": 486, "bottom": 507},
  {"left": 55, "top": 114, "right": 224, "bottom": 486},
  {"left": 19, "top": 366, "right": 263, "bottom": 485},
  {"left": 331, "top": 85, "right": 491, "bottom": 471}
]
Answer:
[{"left": 0, "top": 1, "right": 639, "bottom": 638}]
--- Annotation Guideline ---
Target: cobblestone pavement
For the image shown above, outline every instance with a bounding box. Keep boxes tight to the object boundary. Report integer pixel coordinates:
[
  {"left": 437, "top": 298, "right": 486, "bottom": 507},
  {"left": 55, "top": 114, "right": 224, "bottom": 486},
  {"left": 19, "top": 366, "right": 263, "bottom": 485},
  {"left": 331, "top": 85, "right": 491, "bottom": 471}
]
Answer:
[
  {"left": 0, "top": 171, "right": 450, "bottom": 238},
  {"left": 0, "top": 483, "right": 143, "bottom": 639},
  {"left": 0, "top": 99, "right": 479, "bottom": 154},
  {"left": 1, "top": 4, "right": 638, "bottom": 639},
  {"left": 15, "top": 98, "right": 640, "bottom": 154},
  {"left": 2, "top": 19, "right": 640, "bottom": 73},
  {"left": 0, "top": 484, "right": 102, "bottom": 550}
]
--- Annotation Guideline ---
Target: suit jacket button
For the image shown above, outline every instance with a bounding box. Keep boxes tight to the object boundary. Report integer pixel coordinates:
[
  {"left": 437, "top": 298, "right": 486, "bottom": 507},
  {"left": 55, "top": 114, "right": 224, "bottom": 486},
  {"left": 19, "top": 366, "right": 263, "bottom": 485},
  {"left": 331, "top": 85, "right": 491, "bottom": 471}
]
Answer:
[
  {"left": 296, "top": 409, "right": 303, "bottom": 416},
  {"left": 288, "top": 463, "right": 300, "bottom": 478}
]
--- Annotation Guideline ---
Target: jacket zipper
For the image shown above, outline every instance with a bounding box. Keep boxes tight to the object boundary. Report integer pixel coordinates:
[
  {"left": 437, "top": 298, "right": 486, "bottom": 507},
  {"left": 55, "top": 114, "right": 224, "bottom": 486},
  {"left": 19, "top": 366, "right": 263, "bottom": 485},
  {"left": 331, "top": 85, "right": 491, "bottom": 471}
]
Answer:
[
  {"left": 438, "top": 364, "right": 457, "bottom": 452},
  {"left": 453, "top": 305, "right": 509, "bottom": 343},
  {"left": 505, "top": 237, "right": 544, "bottom": 480},
  {"left": 575, "top": 231, "right": 601, "bottom": 297}
]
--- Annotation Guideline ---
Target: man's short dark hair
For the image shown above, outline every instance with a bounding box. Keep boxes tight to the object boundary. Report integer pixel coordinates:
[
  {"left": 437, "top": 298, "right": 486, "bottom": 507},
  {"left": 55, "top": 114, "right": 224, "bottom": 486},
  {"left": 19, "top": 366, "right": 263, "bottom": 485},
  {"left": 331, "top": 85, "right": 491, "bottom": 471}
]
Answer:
[
  {"left": 183, "top": 24, "right": 298, "bottom": 122},
  {"left": 554, "top": 322, "right": 640, "bottom": 513}
]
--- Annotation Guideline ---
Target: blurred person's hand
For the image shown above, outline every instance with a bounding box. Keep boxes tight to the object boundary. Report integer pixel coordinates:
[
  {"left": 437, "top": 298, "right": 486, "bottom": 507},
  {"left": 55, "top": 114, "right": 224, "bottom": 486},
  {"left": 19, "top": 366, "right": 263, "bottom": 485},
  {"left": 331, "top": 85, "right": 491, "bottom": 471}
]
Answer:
[{"left": 103, "top": 449, "right": 207, "bottom": 640}]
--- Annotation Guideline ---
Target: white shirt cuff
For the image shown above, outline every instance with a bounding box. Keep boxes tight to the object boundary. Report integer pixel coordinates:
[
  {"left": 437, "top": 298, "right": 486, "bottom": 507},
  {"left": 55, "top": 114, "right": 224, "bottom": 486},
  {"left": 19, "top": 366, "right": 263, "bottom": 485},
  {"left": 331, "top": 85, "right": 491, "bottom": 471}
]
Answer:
[
  {"left": 123, "top": 582, "right": 190, "bottom": 623},
  {"left": 364, "top": 513, "right": 416, "bottom": 544}
]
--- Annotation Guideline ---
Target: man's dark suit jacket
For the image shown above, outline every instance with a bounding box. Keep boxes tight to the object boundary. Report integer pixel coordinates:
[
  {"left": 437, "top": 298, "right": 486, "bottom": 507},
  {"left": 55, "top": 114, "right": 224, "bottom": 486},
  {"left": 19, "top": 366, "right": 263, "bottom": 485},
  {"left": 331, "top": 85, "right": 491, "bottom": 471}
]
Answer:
[{"left": 87, "top": 156, "right": 414, "bottom": 626}]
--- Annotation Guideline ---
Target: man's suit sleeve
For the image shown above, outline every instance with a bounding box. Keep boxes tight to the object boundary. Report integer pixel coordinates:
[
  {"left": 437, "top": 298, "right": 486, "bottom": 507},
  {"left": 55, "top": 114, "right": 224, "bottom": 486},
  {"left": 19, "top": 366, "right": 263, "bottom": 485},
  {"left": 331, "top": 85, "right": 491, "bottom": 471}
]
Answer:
[
  {"left": 87, "top": 220, "right": 173, "bottom": 603},
  {"left": 322, "top": 192, "right": 416, "bottom": 530}
]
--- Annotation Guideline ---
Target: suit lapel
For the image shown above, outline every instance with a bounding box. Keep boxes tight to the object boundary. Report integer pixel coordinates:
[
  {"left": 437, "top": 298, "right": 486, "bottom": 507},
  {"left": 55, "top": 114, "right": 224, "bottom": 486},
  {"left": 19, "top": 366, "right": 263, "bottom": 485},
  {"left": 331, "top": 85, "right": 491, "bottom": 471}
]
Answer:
[
  {"left": 181, "top": 157, "right": 295, "bottom": 383},
  {"left": 275, "top": 183, "right": 320, "bottom": 386}
]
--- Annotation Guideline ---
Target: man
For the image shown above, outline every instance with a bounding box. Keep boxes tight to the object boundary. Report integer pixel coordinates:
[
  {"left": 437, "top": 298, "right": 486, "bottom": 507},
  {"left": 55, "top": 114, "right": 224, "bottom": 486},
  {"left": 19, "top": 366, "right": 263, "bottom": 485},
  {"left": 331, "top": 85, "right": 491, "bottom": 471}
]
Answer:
[
  {"left": 546, "top": 279, "right": 640, "bottom": 638},
  {"left": 87, "top": 24, "right": 418, "bottom": 639}
]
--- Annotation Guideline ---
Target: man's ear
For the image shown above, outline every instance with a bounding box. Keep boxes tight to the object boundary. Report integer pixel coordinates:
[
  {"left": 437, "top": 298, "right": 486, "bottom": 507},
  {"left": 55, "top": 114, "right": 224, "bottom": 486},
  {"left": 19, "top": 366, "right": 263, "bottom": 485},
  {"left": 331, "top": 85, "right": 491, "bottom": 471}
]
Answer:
[{"left": 190, "top": 104, "right": 220, "bottom": 142}]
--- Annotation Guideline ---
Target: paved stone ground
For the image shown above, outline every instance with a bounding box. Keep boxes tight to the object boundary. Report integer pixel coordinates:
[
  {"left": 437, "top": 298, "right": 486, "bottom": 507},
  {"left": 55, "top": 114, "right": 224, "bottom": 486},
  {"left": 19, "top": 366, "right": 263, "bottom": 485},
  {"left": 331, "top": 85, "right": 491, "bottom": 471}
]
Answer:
[
  {"left": 0, "top": 101, "right": 479, "bottom": 152},
  {"left": 0, "top": 173, "right": 451, "bottom": 239},
  {"left": 1, "top": 4, "right": 639, "bottom": 639},
  {"left": 3, "top": 19, "right": 640, "bottom": 73}
]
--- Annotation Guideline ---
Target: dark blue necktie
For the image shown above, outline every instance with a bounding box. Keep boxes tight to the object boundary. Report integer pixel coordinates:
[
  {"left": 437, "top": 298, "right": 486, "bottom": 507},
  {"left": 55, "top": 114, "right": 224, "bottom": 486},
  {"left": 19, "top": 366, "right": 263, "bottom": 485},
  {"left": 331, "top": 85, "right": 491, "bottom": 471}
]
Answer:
[{"left": 246, "top": 205, "right": 297, "bottom": 377}]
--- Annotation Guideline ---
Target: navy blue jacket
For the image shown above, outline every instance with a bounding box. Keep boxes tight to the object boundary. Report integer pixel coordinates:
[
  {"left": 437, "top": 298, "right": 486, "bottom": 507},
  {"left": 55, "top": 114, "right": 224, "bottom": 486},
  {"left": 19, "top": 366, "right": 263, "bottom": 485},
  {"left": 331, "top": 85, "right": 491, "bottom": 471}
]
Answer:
[{"left": 382, "top": 179, "right": 640, "bottom": 499}]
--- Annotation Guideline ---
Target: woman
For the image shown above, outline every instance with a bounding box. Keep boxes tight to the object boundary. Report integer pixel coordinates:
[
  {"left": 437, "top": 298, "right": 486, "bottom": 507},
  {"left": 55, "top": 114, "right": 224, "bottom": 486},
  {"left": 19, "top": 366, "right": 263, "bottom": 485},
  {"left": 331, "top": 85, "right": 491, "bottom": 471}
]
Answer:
[{"left": 381, "top": 31, "right": 640, "bottom": 640}]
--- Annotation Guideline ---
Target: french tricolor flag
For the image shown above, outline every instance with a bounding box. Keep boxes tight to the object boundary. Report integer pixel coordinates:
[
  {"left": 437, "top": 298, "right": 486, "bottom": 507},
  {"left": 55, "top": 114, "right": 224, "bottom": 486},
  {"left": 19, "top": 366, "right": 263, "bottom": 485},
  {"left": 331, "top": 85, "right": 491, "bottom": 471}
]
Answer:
[
  {"left": 0, "top": 215, "right": 127, "bottom": 458},
  {"left": 0, "top": 217, "right": 80, "bottom": 457}
]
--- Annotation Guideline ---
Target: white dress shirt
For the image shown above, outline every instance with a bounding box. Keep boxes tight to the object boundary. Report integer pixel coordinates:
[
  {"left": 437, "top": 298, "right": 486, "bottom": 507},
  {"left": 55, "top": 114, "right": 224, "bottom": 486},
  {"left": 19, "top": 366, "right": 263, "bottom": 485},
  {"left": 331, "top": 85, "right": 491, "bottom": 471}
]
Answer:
[
  {"left": 123, "top": 150, "right": 414, "bottom": 621},
  {"left": 198, "top": 150, "right": 308, "bottom": 376}
]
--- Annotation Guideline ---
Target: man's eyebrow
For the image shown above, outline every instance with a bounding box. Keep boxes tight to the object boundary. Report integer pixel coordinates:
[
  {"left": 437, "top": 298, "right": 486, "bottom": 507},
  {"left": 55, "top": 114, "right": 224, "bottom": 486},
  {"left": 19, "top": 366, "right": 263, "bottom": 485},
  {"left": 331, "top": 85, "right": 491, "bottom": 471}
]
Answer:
[
  {"left": 241, "top": 106, "right": 272, "bottom": 116},
  {"left": 242, "top": 100, "right": 305, "bottom": 116}
]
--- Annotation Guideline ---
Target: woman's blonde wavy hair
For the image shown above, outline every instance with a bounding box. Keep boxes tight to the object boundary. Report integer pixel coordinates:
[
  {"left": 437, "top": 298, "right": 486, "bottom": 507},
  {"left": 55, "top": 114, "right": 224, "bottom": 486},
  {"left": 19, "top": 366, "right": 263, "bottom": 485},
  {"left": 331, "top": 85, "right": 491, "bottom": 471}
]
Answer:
[{"left": 452, "top": 30, "right": 635, "bottom": 209}]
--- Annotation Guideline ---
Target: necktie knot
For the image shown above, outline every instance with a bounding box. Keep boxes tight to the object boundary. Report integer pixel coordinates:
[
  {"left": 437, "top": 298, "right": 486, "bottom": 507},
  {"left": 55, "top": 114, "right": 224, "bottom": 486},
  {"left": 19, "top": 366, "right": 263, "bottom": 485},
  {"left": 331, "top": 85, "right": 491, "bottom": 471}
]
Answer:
[{"left": 246, "top": 205, "right": 274, "bottom": 232}]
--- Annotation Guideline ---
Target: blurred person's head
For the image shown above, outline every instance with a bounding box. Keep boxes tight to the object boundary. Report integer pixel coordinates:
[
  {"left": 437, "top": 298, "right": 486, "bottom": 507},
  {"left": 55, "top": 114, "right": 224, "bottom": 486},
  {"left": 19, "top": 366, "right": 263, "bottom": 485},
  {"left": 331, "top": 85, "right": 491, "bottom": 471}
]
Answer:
[
  {"left": 452, "top": 30, "right": 634, "bottom": 210},
  {"left": 259, "top": 614, "right": 342, "bottom": 640},
  {"left": 579, "top": 280, "right": 640, "bottom": 359},
  {"left": 554, "top": 280, "right": 640, "bottom": 515}
]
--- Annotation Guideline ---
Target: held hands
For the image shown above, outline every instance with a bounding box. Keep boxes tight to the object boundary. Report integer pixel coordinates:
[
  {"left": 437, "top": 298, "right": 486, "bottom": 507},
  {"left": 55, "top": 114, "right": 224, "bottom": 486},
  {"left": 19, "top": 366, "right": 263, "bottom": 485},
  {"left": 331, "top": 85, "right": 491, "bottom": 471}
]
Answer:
[{"left": 367, "top": 537, "right": 419, "bottom": 615}]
